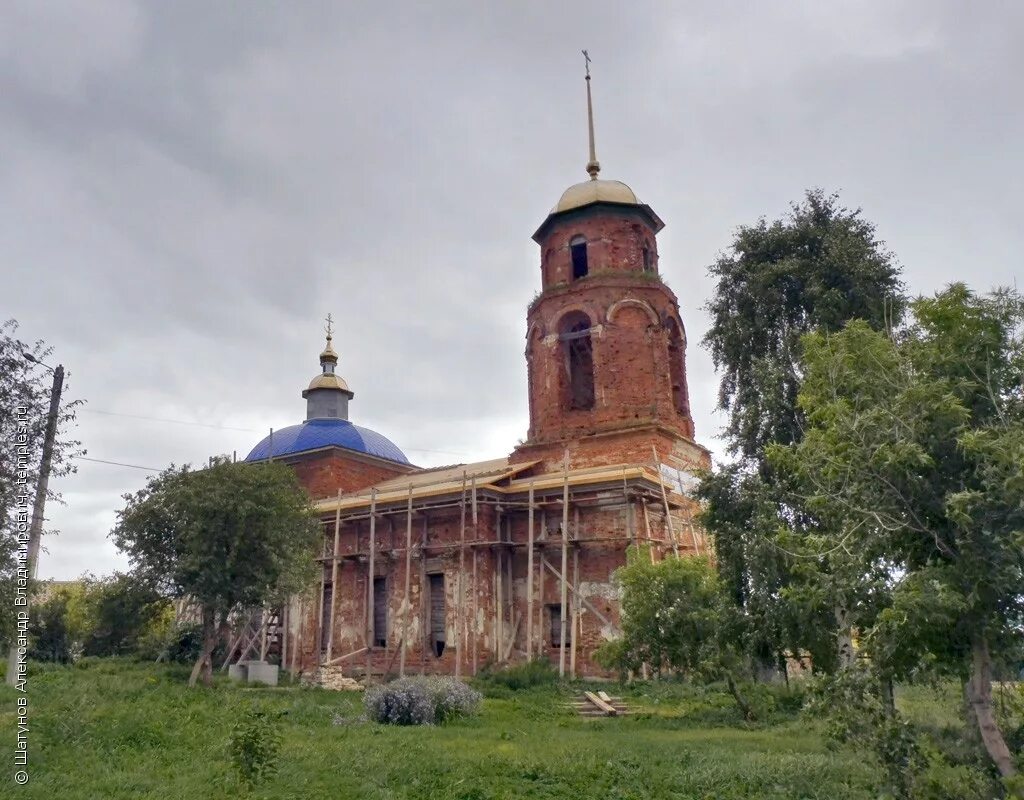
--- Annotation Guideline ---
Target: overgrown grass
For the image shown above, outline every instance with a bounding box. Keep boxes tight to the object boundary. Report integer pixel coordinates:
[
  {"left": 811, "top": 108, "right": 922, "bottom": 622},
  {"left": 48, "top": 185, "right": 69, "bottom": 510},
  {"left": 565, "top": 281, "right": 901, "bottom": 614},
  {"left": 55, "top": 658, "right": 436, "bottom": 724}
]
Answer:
[
  {"left": 473, "top": 658, "right": 560, "bottom": 696},
  {"left": 0, "top": 658, "right": 895, "bottom": 799}
]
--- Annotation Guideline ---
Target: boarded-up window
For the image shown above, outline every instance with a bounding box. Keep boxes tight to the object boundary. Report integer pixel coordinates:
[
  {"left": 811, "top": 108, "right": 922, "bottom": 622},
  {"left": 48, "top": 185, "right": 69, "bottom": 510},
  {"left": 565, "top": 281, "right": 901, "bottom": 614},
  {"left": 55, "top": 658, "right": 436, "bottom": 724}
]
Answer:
[
  {"left": 548, "top": 604, "right": 570, "bottom": 648},
  {"left": 428, "top": 573, "right": 446, "bottom": 657},
  {"left": 373, "top": 577, "right": 387, "bottom": 648},
  {"left": 320, "top": 583, "right": 333, "bottom": 654}
]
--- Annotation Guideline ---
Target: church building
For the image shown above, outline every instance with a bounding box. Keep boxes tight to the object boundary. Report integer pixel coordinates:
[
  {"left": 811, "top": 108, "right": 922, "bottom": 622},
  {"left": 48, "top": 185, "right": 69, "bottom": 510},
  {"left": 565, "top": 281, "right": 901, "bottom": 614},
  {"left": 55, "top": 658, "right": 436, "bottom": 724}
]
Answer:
[{"left": 242, "top": 66, "right": 711, "bottom": 681}]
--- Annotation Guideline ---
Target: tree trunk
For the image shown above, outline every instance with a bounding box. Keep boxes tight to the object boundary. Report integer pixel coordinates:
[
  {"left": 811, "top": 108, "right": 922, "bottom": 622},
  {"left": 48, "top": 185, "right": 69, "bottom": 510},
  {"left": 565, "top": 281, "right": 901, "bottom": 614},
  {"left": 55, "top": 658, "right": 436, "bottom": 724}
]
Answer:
[
  {"left": 188, "top": 606, "right": 222, "bottom": 688},
  {"left": 835, "top": 603, "right": 855, "bottom": 669},
  {"left": 724, "top": 670, "right": 756, "bottom": 722},
  {"left": 779, "top": 651, "right": 790, "bottom": 690},
  {"left": 965, "top": 633, "right": 1016, "bottom": 778}
]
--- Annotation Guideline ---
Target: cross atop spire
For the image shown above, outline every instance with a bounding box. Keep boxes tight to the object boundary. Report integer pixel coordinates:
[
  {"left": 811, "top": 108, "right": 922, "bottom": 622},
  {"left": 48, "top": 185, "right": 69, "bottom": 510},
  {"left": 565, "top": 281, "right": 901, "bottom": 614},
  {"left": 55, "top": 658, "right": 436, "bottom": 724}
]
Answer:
[
  {"left": 318, "top": 314, "right": 339, "bottom": 371},
  {"left": 582, "top": 50, "right": 600, "bottom": 181}
]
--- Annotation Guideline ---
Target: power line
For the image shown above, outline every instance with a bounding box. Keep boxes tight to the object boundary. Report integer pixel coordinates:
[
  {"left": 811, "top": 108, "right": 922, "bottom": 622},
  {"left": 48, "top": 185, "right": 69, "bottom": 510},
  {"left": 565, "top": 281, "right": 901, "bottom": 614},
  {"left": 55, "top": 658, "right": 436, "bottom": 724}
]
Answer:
[{"left": 75, "top": 455, "right": 162, "bottom": 472}]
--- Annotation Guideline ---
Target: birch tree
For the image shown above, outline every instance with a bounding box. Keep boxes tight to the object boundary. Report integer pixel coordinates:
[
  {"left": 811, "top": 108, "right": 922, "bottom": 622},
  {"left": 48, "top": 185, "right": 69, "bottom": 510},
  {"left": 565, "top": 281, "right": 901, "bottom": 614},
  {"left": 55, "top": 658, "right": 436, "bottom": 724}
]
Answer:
[
  {"left": 775, "top": 284, "right": 1024, "bottom": 778},
  {"left": 699, "top": 190, "right": 905, "bottom": 671}
]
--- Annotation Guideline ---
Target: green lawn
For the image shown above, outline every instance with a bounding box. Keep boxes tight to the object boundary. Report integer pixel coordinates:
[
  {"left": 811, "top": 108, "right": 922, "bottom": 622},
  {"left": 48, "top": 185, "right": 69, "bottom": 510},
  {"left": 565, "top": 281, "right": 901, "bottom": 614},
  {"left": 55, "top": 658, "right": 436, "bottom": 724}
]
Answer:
[{"left": 2, "top": 660, "right": 885, "bottom": 799}]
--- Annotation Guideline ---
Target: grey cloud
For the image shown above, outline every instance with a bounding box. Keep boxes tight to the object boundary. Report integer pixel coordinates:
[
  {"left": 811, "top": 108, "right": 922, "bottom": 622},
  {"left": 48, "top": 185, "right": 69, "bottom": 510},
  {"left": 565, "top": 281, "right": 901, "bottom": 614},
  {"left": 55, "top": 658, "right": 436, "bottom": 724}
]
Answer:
[{"left": 2, "top": 1, "right": 1021, "bottom": 580}]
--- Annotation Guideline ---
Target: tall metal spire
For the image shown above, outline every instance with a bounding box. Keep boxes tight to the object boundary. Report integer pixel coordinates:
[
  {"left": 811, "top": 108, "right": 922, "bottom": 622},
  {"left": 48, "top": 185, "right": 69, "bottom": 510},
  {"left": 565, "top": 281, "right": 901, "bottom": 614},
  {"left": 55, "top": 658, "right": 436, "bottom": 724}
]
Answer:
[{"left": 583, "top": 50, "right": 600, "bottom": 180}]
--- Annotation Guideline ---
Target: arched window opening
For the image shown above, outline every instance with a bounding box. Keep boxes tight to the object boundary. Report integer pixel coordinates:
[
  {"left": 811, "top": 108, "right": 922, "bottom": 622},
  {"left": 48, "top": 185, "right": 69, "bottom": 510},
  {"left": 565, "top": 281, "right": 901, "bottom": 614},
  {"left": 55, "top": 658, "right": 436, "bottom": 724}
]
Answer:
[
  {"left": 560, "top": 311, "right": 595, "bottom": 410},
  {"left": 666, "top": 319, "right": 689, "bottom": 416},
  {"left": 642, "top": 245, "right": 652, "bottom": 272},
  {"left": 570, "top": 235, "right": 588, "bottom": 280}
]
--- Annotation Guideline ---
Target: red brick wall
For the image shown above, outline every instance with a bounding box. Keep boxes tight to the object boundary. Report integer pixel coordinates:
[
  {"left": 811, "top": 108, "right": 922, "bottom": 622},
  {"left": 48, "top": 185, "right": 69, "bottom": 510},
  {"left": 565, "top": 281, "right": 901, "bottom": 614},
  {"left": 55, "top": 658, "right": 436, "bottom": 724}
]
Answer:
[
  {"left": 288, "top": 451, "right": 412, "bottom": 502},
  {"left": 284, "top": 490, "right": 709, "bottom": 679},
  {"left": 524, "top": 205, "right": 696, "bottom": 450},
  {"left": 512, "top": 420, "right": 709, "bottom": 477},
  {"left": 540, "top": 211, "right": 659, "bottom": 285}
]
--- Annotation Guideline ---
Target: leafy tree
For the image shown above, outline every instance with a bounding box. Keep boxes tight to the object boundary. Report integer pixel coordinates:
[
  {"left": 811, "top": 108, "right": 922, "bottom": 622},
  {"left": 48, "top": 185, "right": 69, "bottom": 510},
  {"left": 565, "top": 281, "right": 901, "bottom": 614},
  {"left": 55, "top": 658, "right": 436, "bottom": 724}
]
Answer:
[
  {"left": 26, "top": 591, "right": 74, "bottom": 663},
  {"left": 804, "top": 665, "right": 998, "bottom": 800},
  {"left": 598, "top": 553, "right": 756, "bottom": 720},
  {"left": 111, "top": 459, "right": 320, "bottom": 686},
  {"left": 82, "top": 573, "right": 172, "bottom": 657},
  {"left": 703, "top": 189, "right": 904, "bottom": 461},
  {"left": 698, "top": 190, "right": 906, "bottom": 673},
  {"left": 0, "top": 320, "right": 82, "bottom": 647},
  {"left": 774, "top": 284, "right": 1024, "bottom": 779},
  {"left": 696, "top": 464, "right": 838, "bottom": 676}
]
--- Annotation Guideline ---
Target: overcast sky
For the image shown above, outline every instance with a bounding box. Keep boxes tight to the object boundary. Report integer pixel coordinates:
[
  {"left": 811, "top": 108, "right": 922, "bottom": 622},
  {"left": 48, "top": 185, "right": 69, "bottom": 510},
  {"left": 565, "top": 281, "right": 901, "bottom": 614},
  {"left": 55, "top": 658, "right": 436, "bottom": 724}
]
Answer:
[{"left": 3, "top": 1, "right": 1021, "bottom": 581}]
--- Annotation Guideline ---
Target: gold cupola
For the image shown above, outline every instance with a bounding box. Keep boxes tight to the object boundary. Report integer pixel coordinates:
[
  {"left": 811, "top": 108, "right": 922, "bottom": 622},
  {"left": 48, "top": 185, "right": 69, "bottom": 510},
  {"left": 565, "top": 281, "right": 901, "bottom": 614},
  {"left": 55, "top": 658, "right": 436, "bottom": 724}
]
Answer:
[{"left": 302, "top": 315, "right": 354, "bottom": 420}]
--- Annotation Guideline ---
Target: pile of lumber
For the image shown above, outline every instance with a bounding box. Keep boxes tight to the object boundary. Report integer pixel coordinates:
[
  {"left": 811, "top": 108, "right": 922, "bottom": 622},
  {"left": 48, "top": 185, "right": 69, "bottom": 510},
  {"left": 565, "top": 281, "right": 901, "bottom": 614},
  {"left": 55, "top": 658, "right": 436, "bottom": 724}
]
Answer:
[{"left": 570, "top": 690, "right": 629, "bottom": 717}]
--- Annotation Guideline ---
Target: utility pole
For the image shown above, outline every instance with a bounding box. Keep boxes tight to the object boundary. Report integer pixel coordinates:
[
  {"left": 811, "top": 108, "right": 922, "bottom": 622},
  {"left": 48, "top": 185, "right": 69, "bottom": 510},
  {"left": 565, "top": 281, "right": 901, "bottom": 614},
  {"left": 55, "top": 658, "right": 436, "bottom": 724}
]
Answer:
[{"left": 6, "top": 359, "right": 63, "bottom": 686}]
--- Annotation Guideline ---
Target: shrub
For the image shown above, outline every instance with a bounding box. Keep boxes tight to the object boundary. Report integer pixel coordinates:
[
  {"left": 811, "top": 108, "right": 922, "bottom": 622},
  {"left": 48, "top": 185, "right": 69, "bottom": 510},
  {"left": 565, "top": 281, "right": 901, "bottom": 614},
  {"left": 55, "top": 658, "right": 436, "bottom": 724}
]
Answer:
[
  {"left": 227, "top": 707, "right": 283, "bottom": 790},
  {"left": 364, "top": 676, "right": 481, "bottom": 726},
  {"left": 81, "top": 573, "right": 172, "bottom": 658},
  {"left": 911, "top": 758, "right": 994, "bottom": 800},
  {"left": 475, "top": 658, "right": 559, "bottom": 692},
  {"left": 27, "top": 594, "right": 75, "bottom": 663}
]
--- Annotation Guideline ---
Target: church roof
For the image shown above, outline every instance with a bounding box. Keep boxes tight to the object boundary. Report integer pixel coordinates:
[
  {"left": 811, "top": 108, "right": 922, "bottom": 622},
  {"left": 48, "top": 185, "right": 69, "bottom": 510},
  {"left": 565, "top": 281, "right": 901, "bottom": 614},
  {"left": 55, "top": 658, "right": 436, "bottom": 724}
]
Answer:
[
  {"left": 245, "top": 418, "right": 410, "bottom": 465},
  {"left": 553, "top": 178, "right": 639, "bottom": 213},
  {"left": 311, "top": 458, "right": 695, "bottom": 514}
]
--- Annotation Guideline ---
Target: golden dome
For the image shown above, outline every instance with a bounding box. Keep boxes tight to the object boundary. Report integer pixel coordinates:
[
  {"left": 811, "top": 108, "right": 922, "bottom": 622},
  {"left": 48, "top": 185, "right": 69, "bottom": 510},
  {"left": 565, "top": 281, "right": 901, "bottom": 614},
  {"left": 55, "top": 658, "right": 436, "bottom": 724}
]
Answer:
[
  {"left": 553, "top": 179, "right": 639, "bottom": 213},
  {"left": 320, "top": 337, "right": 339, "bottom": 364},
  {"left": 306, "top": 373, "right": 350, "bottom": 392}
]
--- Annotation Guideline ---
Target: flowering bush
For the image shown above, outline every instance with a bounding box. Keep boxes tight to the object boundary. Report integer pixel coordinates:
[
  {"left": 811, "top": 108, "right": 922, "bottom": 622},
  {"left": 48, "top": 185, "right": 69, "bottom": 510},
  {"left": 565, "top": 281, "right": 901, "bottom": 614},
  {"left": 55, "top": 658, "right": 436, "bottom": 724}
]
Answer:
[{"left": 364, "top": 676, "right": 481, "bottom": 725}]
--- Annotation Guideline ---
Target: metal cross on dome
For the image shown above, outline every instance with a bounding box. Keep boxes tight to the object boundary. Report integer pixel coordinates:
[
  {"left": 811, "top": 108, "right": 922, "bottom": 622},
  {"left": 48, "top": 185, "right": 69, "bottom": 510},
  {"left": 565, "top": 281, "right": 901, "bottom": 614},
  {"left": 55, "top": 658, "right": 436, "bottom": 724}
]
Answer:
[{"left": 324, "top": 313, "right": 334, "bottom": 339}]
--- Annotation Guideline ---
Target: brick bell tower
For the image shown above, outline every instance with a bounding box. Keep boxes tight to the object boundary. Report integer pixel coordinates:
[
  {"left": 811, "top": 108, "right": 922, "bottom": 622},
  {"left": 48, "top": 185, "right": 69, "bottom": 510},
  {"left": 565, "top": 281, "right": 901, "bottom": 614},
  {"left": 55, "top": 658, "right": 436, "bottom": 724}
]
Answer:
[{"left": 512, "top": 55, "right": 706, "bottom": 474}]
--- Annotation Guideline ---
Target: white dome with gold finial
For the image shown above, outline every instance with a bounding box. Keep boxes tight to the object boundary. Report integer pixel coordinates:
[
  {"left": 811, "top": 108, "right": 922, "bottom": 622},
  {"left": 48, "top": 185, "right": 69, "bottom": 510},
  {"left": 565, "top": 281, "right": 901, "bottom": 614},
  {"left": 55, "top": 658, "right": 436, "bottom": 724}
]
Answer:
[{"left": 553, "top": 179, "right": 640, "bottom": 213}]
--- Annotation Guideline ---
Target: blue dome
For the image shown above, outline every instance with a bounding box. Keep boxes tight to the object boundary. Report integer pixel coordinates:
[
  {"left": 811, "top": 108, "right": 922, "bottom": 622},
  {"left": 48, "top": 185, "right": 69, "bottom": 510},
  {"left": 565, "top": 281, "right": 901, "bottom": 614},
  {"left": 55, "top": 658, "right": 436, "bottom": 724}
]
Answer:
[{"left": 245, "top": 418, "right": 410, "bottom": 465}]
